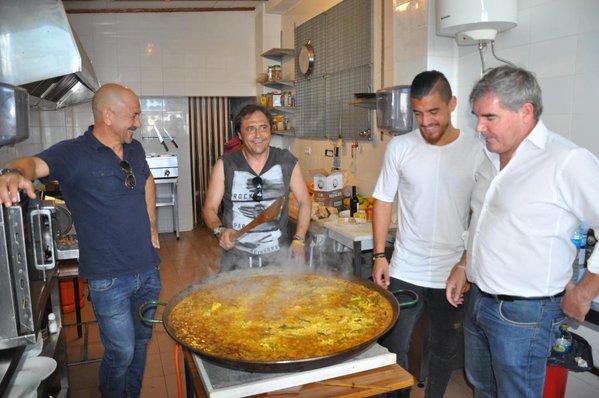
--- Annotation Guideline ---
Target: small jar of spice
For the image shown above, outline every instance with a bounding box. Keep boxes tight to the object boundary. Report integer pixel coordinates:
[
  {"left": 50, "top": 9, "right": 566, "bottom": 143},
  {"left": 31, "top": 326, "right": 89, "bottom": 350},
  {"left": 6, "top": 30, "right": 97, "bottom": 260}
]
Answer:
[{"left": 270, "top": 65, "right": 282, "bottom": 81}]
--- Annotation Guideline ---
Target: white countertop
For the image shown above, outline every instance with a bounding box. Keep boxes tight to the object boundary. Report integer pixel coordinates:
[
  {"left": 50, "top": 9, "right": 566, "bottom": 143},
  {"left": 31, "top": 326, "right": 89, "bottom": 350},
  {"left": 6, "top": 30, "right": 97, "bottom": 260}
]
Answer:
[
  {"left": 193, "top": 343, "right": 396, "bottom": 398},
  {"left": 312, "top": 219, "right": 395, "bottom": 251}
]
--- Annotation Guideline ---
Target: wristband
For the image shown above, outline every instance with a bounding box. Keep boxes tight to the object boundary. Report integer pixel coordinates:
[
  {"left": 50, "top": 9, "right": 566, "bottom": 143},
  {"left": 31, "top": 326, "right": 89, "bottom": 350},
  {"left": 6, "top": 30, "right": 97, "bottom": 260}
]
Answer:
[
  {"left": 0, "top": 168, "right": 22, "bottom": 177},
  {"left": 293, "top": 234, "right": 305, "bottom": 242},
  {"left": 372, "top": 252, "right": 386, "bottom": 261},
  {"left": 455, "top": 264, "right": 466, "bottom": 271},
  {"left": 292, "top": 239, "right": 305, "bottom": 246}
]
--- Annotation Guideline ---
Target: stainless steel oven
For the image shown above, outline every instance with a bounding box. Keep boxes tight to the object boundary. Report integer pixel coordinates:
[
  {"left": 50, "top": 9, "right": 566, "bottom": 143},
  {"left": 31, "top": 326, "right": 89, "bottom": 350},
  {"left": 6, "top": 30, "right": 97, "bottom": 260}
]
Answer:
[{"left": 0, "top": 196, "right": 56, "bottom": 349}]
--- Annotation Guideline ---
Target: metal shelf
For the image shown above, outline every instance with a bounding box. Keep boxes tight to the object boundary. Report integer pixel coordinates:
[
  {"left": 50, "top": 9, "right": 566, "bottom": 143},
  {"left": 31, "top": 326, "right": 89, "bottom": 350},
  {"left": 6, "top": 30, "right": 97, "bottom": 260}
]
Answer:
[
  {"left": 273, "top": 129, "right": 295, "bottom": 135},
  {"left": 156, "top": 200, "right": 176, "bottom": 207},
  {"left": 270, "top": 106, "right": 295, "bottom": 113},
  {"left": 349, "top": 98, "right": 376, "bottom": 109},
  {"left": 263, "top": 80, "right": 295, "bottom": 90},
  {"left": 261, "top": 48, "right": 294, "bottom": 62},
  {"left": 155, "top": 178, "right": 179, "bottom": 239}
]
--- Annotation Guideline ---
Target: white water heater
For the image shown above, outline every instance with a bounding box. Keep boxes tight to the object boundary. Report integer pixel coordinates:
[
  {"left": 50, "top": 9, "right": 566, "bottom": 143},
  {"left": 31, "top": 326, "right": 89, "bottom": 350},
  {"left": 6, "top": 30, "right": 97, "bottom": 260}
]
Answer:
[{"left": 436, "top": 0, "right": 517, "bottom": 45}]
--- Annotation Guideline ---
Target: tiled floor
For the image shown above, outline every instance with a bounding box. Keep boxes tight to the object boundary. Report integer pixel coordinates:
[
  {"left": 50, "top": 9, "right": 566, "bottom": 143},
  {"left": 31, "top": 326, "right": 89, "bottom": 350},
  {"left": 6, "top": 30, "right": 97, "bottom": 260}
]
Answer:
[{"left": 61, "top": 227, "right": 472, "bottom": 398}]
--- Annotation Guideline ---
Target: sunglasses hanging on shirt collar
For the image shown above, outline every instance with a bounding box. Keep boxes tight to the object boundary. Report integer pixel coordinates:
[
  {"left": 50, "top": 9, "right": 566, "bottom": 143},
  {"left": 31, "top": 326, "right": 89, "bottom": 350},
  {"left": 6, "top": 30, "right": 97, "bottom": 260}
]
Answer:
[
  {"left": 252, "top": 176, "right": 263, "bottom": 202},
  {"left": 120, "top": 160, "right": 136, "bottom": 189}
]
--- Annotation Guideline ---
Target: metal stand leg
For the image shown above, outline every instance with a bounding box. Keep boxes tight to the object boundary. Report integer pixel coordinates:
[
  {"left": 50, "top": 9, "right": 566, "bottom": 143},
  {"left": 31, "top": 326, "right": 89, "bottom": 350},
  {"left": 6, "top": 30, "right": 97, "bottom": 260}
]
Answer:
[
  {"left": 353, "top": 241, "right": 362, "bottom": 277},
  {"left": 173, "top": 180, "right": 180, "bottom": 239}
]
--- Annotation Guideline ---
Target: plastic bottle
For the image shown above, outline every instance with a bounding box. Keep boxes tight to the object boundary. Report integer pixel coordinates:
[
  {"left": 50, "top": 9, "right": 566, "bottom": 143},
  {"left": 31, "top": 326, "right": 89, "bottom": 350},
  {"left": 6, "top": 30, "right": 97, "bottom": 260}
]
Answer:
[
  {"left": 571, "top": 226, "right": 587, "bottom": 249},
  {"left": 48, "top": 313, "right": 58, "bottom": 334},
  {"left": 552, "top": 324, "right": 572, "bottom": 355},
  {"left": 350, "top": 186, "right": 359, "bottom": 217},
  {"left": 571, "top": 226, "right": 588, "bottom": 283}
]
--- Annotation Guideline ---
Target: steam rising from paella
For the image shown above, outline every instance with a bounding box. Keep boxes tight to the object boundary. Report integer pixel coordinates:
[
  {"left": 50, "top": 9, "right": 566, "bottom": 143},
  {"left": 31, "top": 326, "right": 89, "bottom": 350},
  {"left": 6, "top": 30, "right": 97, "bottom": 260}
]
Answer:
[{"left": 169, "top": 273, "right": 394, "bottom": 362}]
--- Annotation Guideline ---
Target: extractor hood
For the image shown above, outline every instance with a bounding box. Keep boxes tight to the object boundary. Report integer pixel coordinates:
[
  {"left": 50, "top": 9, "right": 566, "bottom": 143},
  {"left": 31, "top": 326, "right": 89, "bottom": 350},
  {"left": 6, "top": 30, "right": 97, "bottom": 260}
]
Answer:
[{"left": 0, "top": 0, "right": 99, "bottom": 109}]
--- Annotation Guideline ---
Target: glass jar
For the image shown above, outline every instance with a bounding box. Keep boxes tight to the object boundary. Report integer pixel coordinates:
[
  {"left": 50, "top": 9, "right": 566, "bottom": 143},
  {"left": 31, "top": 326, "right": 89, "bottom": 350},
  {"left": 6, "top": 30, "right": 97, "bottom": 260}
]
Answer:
[
  {"left": 267, "top": 66, "right": 274, "bottom": 81},
  {"left": 271, "top": 65, "right": 282, "bottom": 81}
]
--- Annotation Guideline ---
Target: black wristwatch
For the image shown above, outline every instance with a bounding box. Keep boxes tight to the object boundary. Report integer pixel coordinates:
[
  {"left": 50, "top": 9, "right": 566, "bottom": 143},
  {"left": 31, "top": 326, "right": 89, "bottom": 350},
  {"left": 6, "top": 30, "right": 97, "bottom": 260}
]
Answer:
[
  {"left": 0, "top": 168, "right": 22, "bottom": 176},
  {"left": 213, "top": 225, "right": 226, "bottom": 238}
]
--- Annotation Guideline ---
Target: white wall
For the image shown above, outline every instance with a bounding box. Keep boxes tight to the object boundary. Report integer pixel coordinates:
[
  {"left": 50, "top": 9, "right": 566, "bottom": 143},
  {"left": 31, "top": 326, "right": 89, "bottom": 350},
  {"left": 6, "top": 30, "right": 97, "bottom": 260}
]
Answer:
[
  {"left": 68, "top": 11, "right": 257, "bottom": 97},
  {"left": 138, "top": 97, "right": 193, "bottom": 233},
  {"left": 0, "top": 98, "right": 193, "bottom": 233},
  {"left": 0, "top": 102, "right": 92, "bottom": 165},
  {"left": 454, "top": 0, "right": 599, "bottom": 156}
]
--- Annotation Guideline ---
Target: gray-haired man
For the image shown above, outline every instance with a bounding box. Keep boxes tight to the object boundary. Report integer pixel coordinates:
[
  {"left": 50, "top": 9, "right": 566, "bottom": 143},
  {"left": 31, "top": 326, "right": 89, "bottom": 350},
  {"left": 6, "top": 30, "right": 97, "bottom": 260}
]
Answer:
[{"left": 446, "top": 65, "right": 599, "bottom": 397}]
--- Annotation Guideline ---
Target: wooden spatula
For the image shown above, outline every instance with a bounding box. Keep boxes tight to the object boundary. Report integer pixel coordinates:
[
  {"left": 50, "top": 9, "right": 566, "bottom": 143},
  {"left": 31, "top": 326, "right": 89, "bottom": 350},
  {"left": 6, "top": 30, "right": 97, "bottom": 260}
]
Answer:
[{"left": 230, "top": 197, "right": 284, "bottom": 242}]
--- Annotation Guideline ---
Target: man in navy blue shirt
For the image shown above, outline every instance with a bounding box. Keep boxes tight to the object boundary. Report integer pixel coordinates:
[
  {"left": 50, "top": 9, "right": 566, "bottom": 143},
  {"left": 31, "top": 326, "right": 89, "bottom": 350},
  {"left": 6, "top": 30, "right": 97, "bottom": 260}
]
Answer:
[{"left": 0, "top": 83, "right": 161, "bottom": 398}]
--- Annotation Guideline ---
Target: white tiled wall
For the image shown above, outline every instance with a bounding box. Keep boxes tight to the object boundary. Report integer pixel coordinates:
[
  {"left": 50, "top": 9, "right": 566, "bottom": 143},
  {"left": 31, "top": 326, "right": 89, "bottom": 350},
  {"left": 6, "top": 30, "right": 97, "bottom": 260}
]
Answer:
[
  {"left": 0, "top": 102, "right": 89, "bottom": 166},
  {"left": 455, "top": 0, "right": 599, "bottom": 156},
  {"left": 67, "top": 11, "right": 258, "bottom": 97},
  {"left": 0, "top": 98, "right": 193, "bottom": 234},
  {"left": 138, "top": 97, "right": 193, "bottom": 233}
]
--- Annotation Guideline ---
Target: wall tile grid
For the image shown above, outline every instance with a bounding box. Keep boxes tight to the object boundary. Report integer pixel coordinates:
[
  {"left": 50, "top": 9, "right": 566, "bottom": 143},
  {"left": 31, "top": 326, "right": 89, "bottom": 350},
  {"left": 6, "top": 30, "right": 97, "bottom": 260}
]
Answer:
[
  {"left": 0, "top": 98, "right": 192, "bottom": 233},
  {"left": 456, "top": 0, "right": 599, "bottom": 156},
  {"left": 276, "top": 0, "right": 393, "bottom": 195},
  {"left": 68, "top": 11, "right": 258, "bottom": 97}
]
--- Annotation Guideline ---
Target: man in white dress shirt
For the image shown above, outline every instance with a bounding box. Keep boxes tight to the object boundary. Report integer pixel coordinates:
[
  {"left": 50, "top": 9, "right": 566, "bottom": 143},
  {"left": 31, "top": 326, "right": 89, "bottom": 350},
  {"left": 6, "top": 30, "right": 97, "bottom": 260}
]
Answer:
[
  {"left": 372, "top": 70, "right": 484, "bottom": 398},
  {"left": 446, "top": 65, "right": 599, "bottom": 398}
]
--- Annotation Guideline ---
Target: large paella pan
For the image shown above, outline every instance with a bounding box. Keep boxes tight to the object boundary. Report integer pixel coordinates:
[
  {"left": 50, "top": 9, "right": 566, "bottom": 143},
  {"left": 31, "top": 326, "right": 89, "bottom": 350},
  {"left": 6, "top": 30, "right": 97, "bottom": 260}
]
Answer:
[{"left": 141, "top": 267, "right": 415, "bottom": 372}]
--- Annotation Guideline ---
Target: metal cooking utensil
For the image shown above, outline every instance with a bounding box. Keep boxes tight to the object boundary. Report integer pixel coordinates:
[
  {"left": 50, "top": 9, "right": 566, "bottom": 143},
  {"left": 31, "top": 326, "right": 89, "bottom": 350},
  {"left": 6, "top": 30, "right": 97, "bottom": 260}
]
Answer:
[
  {"left": 161, "top": 127, "right": 179, "bottom": 148},
  {"left": 152, "top": 125, "right": 169, "bottom": 152},
  {"left": 230, "top": 197, "right": 284, "bottom": 242}
]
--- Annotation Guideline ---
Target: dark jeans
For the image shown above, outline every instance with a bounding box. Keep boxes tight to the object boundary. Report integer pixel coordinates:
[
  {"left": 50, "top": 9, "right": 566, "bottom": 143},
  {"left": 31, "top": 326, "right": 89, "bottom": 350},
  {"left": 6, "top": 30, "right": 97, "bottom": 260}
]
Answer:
[
  {"left": 88, "top": 266, "right": 161, "bottom": 398},
  {"left": 379, "top": 278, "right": 466, "bottom": 398}
]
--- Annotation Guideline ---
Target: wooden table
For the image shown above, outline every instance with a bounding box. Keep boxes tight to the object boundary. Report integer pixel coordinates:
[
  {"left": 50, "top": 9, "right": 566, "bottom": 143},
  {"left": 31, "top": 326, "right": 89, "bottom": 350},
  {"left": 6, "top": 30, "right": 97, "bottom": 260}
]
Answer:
[{"left": 183, "top": 349, "right": 414, "bottom": 398}]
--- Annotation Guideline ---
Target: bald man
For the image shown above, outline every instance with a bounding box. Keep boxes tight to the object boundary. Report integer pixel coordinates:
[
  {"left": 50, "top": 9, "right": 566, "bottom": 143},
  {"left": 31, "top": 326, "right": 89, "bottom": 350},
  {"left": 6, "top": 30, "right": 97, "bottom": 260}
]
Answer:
[{"left": 0, "top": 83, "right": 161, "bottom": 397}]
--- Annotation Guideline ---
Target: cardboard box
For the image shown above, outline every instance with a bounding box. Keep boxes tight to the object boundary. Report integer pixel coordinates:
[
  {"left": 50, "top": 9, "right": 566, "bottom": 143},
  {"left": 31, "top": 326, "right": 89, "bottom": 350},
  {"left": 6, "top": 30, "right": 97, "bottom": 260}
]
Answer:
[
  {"left": 313, "top": 189, "right": 343, "bottom": 208},
  {"left": 313, "top": 171, "right": 344, "bottom": 192}
]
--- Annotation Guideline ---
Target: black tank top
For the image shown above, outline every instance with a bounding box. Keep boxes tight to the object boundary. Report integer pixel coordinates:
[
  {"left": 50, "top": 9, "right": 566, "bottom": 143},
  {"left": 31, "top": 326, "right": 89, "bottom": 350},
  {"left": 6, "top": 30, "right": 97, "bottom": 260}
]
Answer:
[{"left": 221, "top": 147, "right": 297, "bottom": 254}]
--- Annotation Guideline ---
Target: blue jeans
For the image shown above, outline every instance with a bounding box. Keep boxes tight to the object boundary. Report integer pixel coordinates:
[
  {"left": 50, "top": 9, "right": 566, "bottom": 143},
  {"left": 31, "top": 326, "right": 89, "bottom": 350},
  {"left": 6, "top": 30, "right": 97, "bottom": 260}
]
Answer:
[
  {"left": 88, "top": 266, "right": 161, "bottom": 398},
  {"left": 378, "top": 278, "right": 466, "bottom": 398},
  {"left": 465, "top": 284, "right": 565, "bottom": 398}
]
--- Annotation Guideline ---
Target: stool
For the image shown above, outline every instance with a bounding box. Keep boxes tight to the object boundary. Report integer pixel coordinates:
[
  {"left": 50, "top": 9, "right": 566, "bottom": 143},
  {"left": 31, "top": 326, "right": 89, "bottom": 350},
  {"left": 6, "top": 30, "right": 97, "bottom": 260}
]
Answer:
[{"left": 57, "top": 261, "right": 83, "bottom": 338}]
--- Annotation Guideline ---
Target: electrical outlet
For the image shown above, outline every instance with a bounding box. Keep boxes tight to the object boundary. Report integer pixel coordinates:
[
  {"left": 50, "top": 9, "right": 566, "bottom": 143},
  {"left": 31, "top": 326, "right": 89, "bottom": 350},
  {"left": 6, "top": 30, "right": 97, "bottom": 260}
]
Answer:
[
  {"left": 325, "top": 149, "right": 334, "bottom": 157},
  {"left": 304, "top": 147, "right": 311, "bottom": 155}
]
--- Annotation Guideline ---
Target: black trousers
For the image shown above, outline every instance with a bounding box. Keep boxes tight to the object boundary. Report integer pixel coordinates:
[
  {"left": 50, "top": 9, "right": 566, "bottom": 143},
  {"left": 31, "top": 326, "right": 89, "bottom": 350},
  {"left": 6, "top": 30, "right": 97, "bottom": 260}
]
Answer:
[{"left": 379, "top": 278, "right": 466, "bottom": 398}]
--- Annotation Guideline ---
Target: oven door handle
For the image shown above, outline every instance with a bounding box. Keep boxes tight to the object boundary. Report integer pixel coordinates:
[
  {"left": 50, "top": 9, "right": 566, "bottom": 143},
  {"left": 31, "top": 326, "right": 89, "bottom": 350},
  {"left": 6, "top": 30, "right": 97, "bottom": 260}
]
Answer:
[{"left": 30, "top": 208, "right": 55, "bottom": 270}]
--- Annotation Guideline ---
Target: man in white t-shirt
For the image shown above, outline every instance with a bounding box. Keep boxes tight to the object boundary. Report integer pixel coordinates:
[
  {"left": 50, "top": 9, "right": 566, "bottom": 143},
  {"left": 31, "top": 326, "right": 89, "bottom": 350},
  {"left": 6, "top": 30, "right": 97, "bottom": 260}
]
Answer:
[{"left": 372, "top": 70, "right": 484, "bottom": 398}]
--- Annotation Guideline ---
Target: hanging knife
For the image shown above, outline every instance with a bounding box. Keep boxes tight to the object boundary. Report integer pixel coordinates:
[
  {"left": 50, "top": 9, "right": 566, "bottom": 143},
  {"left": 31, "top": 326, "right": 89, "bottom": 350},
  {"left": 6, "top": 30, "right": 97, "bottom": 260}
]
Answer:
[
  {"left": 162, "top": 127, "right": 179, "bottom": 148},
  {"left": 153, "top": 125, "right": 169, "bottom": 152}
]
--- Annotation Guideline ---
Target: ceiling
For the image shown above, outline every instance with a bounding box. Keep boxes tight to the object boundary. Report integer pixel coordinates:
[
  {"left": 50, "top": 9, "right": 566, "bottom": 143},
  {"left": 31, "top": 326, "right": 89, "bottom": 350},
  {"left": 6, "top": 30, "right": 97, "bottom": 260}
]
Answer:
[{"left": 62, "top": 1, "right": 268, "bottom": 12}]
